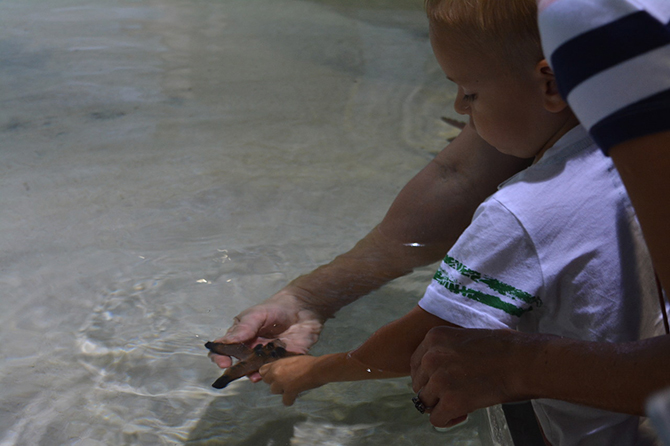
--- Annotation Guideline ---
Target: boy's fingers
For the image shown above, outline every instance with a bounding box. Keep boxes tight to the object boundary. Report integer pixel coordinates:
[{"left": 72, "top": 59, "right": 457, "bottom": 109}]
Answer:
[
  {"left": 282, "top": 393, "right": 296, "bottom": 406},
  {"left": 259, "top": 363, "right": 297, "bottom": 405},
  {"left": 258, "top": 364, "right": 271, "bottom": 378}
]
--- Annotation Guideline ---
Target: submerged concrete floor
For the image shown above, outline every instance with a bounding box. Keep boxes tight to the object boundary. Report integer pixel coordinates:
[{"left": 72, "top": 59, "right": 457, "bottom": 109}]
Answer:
[{"left": 0, "top": 1, "right": 509, "bottom": 445}]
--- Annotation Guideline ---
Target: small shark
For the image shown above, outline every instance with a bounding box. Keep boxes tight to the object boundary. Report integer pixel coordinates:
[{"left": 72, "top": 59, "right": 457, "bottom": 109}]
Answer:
[{"left": 205, "top": 339, "right": 300, "bottom": 389}]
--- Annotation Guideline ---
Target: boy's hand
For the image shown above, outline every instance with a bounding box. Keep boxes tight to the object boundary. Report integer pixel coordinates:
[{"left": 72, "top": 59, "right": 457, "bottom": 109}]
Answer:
[
  {"left": 259, "top": 355, "right": 325, "bottom": 406},
  {"left": 209, "top": 291, "right": 324, "bottom": 382}
]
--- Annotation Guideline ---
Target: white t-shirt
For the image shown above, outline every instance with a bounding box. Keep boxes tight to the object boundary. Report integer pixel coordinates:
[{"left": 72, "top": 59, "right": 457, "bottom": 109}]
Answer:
[{"left": 419, "top": 126, "right": 664, "bottom": 446}]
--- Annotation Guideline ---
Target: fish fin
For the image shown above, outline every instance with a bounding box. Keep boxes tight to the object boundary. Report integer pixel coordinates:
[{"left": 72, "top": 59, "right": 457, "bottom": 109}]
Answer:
[{"left": 205, "top": 341, "right": 251, "bottom": 359}]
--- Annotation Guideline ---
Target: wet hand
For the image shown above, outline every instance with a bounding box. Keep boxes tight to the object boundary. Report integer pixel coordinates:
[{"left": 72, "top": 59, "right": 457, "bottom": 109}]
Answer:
[
  {"left": 209, "top": 292, "right": 324, "bottom": 382},
  {"left": 205, "top": 340, "right": 300, "bottom": 389},
  {"left": 259, "top": 355, "right": 324, "bottom": 406}
]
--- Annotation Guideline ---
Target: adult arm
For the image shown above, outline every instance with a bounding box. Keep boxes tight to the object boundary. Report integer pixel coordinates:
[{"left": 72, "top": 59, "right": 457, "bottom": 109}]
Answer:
[
  {"left": 276, "top": 124, "right": 529, "bottom": 319},
  {"left": 211, "top": 125, "right": 530, "bottom": 373},
  {"left": 411, "top": 323, "right": 670, "bottom": 428}
]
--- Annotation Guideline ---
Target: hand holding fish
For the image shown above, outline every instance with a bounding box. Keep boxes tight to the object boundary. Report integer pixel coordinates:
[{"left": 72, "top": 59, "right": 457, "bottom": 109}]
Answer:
[
  {"left": 209, "top": 291, "right": 324, "bottom": 382},
  {"left": 259, "top": 354, "right": 327, "bottom": 406},
  {"left": 205, "top": 339, "right": 301, "bottom": 389}
]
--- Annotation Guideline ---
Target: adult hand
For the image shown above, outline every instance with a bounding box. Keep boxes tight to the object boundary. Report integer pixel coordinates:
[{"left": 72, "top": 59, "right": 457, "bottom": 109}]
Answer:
[
  {"left": 410, "top": 326, "right": 529, "bottom": 427},
  {"left": 209, "top": 290, "right": 324, "bottom": 382}
]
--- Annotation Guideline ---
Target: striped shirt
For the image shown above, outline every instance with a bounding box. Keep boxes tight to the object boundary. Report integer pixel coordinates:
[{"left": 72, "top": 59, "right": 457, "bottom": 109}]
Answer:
[{"left": 537, "top": 0, "right": 670, "bottom": 153}]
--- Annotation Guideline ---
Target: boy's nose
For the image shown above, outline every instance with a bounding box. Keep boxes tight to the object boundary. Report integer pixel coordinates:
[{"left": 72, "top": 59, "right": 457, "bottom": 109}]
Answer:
[{"left": 453, "top": 88, "right": 470, "bottom": 115}]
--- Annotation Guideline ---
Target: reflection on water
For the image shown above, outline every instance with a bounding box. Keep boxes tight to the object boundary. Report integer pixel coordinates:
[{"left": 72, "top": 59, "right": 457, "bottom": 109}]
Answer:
[{"left": 0, "top": 0, "right": 509, "bottom": 444}]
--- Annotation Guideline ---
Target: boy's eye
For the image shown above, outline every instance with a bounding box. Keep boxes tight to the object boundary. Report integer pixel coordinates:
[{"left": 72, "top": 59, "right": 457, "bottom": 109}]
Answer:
[{"left": 463, "top": 93, "right": 477, "bottom": 101}]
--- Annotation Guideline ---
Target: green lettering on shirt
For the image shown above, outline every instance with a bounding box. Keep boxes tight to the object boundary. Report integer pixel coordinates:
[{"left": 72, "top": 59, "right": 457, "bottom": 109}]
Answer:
[
  {"left": 442, "top": 255, "right": 542, "bottom": 307},
  {"left": 433, "top": 256, "right": 543, "bottom": 317}
]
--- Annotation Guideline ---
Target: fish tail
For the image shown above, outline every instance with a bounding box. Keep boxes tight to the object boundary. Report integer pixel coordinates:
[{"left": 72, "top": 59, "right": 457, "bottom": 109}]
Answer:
[{"left": 212, "top": 375, "right": 233, "bottom": 389}]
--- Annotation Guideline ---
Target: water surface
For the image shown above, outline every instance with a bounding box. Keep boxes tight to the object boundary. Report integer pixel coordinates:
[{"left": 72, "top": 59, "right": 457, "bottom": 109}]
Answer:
[{"left": 0, "top": 1, "right": 508, "bottom": 444}]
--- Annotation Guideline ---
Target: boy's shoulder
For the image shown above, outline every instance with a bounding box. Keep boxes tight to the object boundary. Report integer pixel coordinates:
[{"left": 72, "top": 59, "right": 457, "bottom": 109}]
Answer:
[
  {"left": 497, "top": 126, "right": 608, "bottom": 202},
  {"left": 488, "top": 126, "right": 628, "bottom": 237}
]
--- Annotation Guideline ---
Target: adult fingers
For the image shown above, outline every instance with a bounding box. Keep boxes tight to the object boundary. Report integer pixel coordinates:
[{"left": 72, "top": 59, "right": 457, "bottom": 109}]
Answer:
[
  {"left": 220, "top": 314, "right": 265, "bottom": 344},
  {"left": 432, "top": 413, "right": 468, "bottom": 429},
  {"left": 413, "top": 336, "right": 471, "bottom": 428},
  {"left": 421, "top": 378, "right": 469, "bottom": 428},
  {"left": 209, "top": 326, "right": 258, "bottom": 370},
  {"left": 209, "top": 352, "right": 233, "bottom": 369},
  {"left": 411, "top": 327, "right": 455, "bottom": 394},
  {"left": 414, "top": 364, "right": 447, "bottom": 416},
  {"left": 412, "top": 383, "right": 469, "bottom": 428},
  {"left": 209, "top": 313, "right": 267, "bottom": 369},
  {"left": 248, "top": 371, "right": 263, "bottom": 383},
  {"left": 410, "top": 325, "right": 458, "bottom": 392},
  {"left": 410, "top": 340, "right": 430, "bottom": 393},
  {"left": 429, "top": 393, "right": 469, "bottom": 428}
]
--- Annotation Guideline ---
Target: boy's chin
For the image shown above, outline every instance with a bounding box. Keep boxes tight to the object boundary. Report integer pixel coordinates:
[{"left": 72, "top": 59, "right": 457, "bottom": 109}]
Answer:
[
  {"left": 487, "top": 140, "right": 537, "bottom": 160},
  {"left": 501, "top": 150, "right": 536, "bottom": 161},
  {"left": 474, "top": 129, "right": 536, "bottom": 159}
]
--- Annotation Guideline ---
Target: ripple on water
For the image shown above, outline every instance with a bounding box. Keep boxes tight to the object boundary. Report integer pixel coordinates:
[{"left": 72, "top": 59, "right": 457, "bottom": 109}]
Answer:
[
  {"left": 0, "top": 0, "right": 507, "bottom": 442},
  {"left": 68, "top": 242, "right": 502, "bottom": 446}
]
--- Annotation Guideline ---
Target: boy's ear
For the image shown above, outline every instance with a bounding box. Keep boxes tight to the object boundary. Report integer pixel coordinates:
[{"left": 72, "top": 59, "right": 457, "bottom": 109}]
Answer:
[{"left": 536, "top": 59, "right": 568, "bottom": 113}]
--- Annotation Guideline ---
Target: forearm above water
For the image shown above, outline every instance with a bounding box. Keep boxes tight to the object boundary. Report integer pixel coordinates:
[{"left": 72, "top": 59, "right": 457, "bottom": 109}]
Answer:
[
  {"left": 282, "top": 226, "right": 450, "bottom": 319},
  {"left": 283, "top": 126, "right": 530, "bottom": 319},
  {"left": 310, "top": 306, "right": 452, "bottom": 385},
  {"left": 514, "top": 332, "right": 670, "bottom": 416}
]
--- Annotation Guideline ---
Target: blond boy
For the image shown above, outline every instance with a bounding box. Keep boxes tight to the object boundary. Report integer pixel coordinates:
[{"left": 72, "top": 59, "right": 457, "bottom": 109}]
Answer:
[{"left": 259, "top": 1, "right": 663, "bottom": 444}]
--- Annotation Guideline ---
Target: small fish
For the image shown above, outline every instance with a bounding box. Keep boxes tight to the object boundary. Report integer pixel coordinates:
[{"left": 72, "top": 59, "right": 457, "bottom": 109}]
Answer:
[{"left": 205, "top": 339, "right": 300, "bottom": 389}]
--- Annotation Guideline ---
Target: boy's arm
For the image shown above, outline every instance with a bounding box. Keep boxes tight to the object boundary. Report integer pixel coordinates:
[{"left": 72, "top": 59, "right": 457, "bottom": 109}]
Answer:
[
  {"left": 260, "top": 306, "right": 456, "bottom": 405},
  {"left": 213, "top": 127, "right": 530, "bottom": 371}
]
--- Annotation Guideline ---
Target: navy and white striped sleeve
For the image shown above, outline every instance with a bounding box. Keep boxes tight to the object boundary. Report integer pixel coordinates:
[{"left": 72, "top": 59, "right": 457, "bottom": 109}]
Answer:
[{"left": 537, "top": 0, "right": 670, "bottom": 153}]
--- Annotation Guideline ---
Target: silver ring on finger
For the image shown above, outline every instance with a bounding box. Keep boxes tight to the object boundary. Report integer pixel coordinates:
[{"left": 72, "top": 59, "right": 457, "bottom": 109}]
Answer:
[{"left": 412, "top": 389, "right": 435, "bottom": 414}]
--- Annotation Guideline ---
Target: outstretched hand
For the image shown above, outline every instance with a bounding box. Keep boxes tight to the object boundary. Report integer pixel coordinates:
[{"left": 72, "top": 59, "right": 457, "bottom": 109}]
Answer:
[
  {"left": 259, "top": 355, "right": 325, "bottom": 406},
  {"left": 410, "top": 326, "right": 531, "bottom": 428},
  {"left": 209, "top": 291, "right": 324, "bottom": 382}
]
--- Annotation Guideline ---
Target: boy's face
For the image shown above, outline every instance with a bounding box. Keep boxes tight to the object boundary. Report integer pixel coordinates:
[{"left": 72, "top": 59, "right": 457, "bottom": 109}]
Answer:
[{"left": 430, "top": 25, "right": 567, "bottom": 159}]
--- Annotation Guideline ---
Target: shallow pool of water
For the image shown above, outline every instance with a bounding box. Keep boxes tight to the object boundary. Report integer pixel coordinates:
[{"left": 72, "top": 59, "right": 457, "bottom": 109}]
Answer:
[{"left": 0, "top": 1, "right": 510, "bottom": 444}]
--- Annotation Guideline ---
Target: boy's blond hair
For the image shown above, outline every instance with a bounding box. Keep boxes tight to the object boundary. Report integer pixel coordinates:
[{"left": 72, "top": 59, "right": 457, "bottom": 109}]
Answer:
[{"left": 425, "top": 0, "right": 543, "bottom": 70}]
